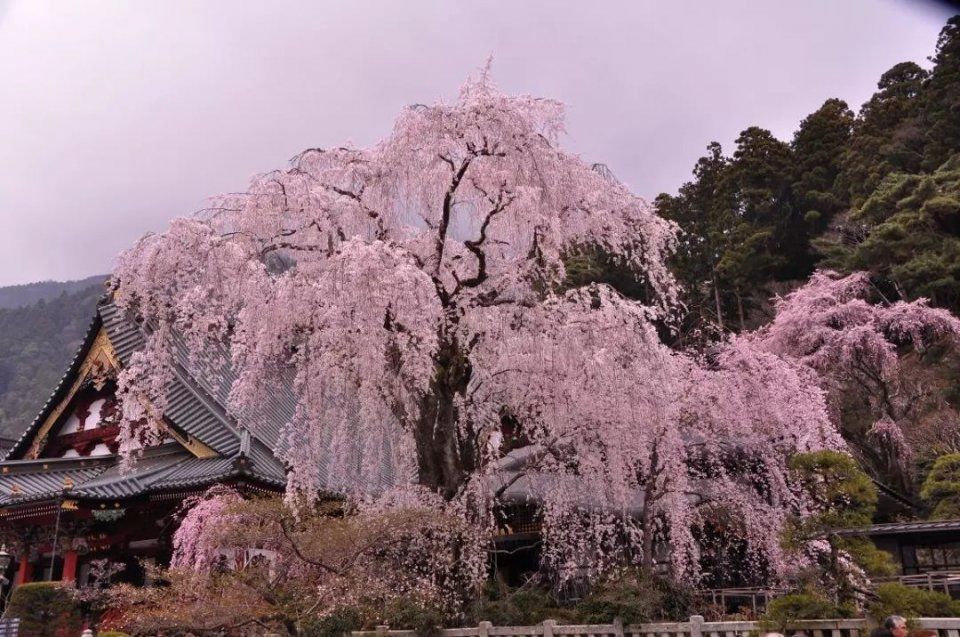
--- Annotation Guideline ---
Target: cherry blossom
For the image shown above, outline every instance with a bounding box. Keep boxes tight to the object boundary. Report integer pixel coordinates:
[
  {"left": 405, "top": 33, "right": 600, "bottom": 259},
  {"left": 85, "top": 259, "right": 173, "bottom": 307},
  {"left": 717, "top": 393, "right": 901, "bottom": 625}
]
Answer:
[
  {"left": 749, "top": 270, "right": 960, "bottom": 493},
  {"left": 113, "top": 69, "right": 842, "bottom": 582}
]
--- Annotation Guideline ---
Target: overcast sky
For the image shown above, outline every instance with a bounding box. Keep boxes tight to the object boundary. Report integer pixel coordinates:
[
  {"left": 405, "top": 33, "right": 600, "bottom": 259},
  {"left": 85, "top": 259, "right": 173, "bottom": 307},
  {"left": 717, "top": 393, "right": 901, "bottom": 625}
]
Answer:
[{"left": 0, "top": 1, "right": 955, "bottom": 286}]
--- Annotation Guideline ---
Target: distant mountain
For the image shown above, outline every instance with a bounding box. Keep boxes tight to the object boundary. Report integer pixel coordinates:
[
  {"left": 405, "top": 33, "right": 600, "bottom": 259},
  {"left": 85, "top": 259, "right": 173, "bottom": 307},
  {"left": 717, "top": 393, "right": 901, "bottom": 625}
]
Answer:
[
  {"left": 0, "top": 274, "right": 107, "bottom": 309},
  {"left": 0, "top": 277, "right": 106, "bottom": 439}
]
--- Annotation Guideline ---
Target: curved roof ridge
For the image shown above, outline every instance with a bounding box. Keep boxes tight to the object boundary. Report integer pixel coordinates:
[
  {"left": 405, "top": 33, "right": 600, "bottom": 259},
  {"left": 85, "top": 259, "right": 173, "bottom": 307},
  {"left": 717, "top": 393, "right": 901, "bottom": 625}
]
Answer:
[
  {"left": 2, "top": 303, "right": 106, "bottom": 461},
  {"left": 3, "top": 296, "right": 296, "bottom": 495}
]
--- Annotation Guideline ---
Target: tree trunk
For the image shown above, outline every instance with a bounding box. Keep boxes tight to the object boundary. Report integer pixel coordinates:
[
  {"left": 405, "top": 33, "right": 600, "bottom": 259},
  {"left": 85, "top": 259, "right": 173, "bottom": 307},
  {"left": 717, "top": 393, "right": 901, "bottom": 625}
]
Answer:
[
  {"left": 892, "top": 278, "right": 909, "bottom": 302},
  {"left": 734, "top": 285, "right": 746, "bottom": 332},
  {"left": 640, "top": 447, "right": 661, "bottom": 573},
  {"left": 413, "top": 338, "right": 474, "bottom": 499},
  {"left": 712, "top": 271, "right": 725, "bottom": 332},
  {"left": 640, "top": 506, "right": 656, "bottom": 572}
]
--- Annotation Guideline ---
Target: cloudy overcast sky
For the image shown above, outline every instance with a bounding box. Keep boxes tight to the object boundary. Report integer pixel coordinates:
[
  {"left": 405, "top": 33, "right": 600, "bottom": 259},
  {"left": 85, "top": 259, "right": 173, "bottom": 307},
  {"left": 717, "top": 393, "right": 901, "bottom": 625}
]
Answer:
[{"left": 0, "top": 1, "right": 954, "bottom": 286}]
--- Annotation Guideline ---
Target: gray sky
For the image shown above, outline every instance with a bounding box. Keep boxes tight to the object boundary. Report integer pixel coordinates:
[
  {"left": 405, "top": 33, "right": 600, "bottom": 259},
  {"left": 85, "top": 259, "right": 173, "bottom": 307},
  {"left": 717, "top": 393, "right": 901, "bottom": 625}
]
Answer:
[{"left": 0, "top": 1, "right": 954, "bottom": 286}]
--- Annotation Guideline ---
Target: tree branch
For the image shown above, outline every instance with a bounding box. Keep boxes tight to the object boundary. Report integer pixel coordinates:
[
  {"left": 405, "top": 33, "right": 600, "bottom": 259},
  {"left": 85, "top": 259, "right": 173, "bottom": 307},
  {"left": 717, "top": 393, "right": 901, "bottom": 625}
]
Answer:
[
  {"left": 454, "top": 182, "right": 515, "bottom": 294},
  {"left": 278, "top": 516, "right": 344, "bottom": 576},
  {"left": 435, "top": 156, "right": 474, "bottom": 274}
]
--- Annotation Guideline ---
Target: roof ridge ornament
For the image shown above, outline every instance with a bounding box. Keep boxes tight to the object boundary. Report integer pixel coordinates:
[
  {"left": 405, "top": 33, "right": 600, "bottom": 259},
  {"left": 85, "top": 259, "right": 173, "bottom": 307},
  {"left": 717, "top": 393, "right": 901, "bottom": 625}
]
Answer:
[{"left": 232, "top": 429, "right": 252, "bottom": 471}]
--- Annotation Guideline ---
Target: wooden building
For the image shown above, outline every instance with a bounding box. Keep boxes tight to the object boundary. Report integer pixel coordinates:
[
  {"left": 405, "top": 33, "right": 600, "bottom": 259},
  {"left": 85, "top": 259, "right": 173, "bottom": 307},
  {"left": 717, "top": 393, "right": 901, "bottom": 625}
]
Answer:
[
  {"left": 0, "top": 299, "right": 288, "bottom": 591},
  {"left": 838, "top": 520, "right": 960, "bottom": 576}
]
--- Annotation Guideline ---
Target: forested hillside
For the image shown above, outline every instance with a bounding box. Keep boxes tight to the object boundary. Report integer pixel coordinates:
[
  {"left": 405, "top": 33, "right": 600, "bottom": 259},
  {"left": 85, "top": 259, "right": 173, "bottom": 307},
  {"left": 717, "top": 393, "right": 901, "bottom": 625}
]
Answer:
[
  {"left": 658, "top": 16, "right": 960, "bottom": 336},
  {"left": 656, "top": 16, "right": 960, "bottom": 513},
  {"left": 0, "top": 278, "right": 105, "bottom": 439},
  {"left": 0, "top": 274, "right": 106, "bottom": 310}
]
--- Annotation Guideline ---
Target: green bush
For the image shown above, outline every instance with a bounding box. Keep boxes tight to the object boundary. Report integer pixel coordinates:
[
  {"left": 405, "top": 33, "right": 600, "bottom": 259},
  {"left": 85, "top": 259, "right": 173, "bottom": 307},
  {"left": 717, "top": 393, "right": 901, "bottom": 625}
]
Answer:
[
  {"left": 5, "top": 582, "right": 83, "bottom": 637},
  {"left": 467, "top": 581, "right": 574, "bottom": 626},
  {"left": 921, "top": 454, "right": 960, "bottom": 520},
  {"left": 97, "top": 632, "right": 131, "bottom": 637},
  {"left": 760, "top": 592, "right": 852, "bottom": 632},
  {"left": 301, "top": 607, "right": 364, "bottom": 637},
  {"left": 381, "top": 598, "right": 445, "bottom": 637},
  {"left": 573, "top": 569, "right": 694, "bottom": 624},
  {"left": 869, "top": 583, "right": 960, "bottom": 620}
]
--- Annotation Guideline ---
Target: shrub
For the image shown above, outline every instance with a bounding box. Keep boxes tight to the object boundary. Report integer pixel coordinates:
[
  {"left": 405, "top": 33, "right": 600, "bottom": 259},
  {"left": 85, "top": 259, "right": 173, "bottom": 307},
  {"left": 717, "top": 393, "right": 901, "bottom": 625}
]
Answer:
[
  {"left": 468, "top": 583, "right": 574, "bottom": 626},
  {"left": 760, "top": 592, "right": 851, "bottom": 633},
  {"left": 573, "top": 569, "right": 694, "bottom": 624},
  {"left": 301, "top": 607, "right": 363, "bottom": 637},
  {"left": 869, "top": 583, "right": 960, "bottom": 620},
  {"left": 97, "top": 632, "right": 131, "bottom": 637},
  {"left": 5, "top": 582, "right": 83, "bottom": 637},
  {"left": 303, "top": 599, "right": 444, "bottom": 637},
  {"left": 381, "top": 598, "right": 445, "bottom": 637},
  {"left": 921, "top": 454, "right": 960, "bottom": 520}
]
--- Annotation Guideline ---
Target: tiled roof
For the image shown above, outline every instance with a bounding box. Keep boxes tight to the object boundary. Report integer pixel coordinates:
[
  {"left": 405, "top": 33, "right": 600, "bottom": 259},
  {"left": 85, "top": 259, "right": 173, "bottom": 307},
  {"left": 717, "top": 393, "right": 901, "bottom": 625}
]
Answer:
[
  {"left": 0, "top": 442, "right": 286, "bottom": 506},
  {"left": 834, "top": 519, "right": 960, "bottom": 536},
  {"left": 102, "top": 298, "right": 399, "bottom": 494},
  {"left": 2, "top": 309, "right": 105, "bottom": 461},
  {"left": 99, "top": 300, "right": 299, "bottom": 458},
  {"left": 0, "top": 457, "right": 111, "bottom": 505},
  {"left": 100, "top": 302, "right": 243, "bottom": 456},
  {"left": 71, "top": 447, "right": 200, "bottom": 499},
  {"left": 1, "top": 295, "right": 408, "bottom": 504}
]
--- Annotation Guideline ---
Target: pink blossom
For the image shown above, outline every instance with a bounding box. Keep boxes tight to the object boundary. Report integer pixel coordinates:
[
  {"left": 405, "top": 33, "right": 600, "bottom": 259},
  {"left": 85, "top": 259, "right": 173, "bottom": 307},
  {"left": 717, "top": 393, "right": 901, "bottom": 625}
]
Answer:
[{"left": 113, "top": 70, "right": 843, "bottom": 584}]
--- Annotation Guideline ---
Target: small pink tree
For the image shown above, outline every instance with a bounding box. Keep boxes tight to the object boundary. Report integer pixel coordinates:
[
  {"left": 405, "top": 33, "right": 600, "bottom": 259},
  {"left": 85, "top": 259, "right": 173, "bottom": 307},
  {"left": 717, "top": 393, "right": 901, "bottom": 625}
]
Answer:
[
  {"left": 165, "top": 488, "right": 485, "bottom": 625},
  {"left": 113, "top": 69, "right": 841, "bottom": 582},
  {"left": 748, "top": 270, "right": 960, "bottom": 496}
]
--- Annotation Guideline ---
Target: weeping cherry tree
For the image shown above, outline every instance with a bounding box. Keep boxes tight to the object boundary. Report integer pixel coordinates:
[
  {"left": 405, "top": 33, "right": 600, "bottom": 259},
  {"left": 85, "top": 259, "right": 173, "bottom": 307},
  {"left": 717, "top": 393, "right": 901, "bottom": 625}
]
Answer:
[{"left": 112, "top": 68, "right": 842, "bottom": 585}]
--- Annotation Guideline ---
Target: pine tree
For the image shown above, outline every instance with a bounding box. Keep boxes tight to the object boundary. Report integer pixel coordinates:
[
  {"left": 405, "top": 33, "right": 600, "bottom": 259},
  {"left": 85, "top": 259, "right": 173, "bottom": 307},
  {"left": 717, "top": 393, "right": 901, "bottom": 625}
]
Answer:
[
  {"left": 791, "top": 98, "right": 855, "bottom": 238},
  {"left": 837, "top": 61, "right": 928, "bottom": 206},
  {"left": 921, "top": 16, "right": 960, "bottom": 171}
]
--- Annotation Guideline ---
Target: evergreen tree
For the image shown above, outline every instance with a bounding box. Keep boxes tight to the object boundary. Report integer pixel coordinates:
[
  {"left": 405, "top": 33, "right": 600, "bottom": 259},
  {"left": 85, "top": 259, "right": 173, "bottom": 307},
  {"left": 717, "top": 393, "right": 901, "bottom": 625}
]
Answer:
[
  {"left": 656, "top": 142, "right": 735, "bottom": 338},
  {"left": 921, "top": 453, "right": 960, "bottom": 520},
  {"left": 658, "top": 128, "right": 799, "bottom": 337},
  {"left": 790, "top": 451, "right": 895, "bottom": 605},
  {"left": 719, "top": 127, "right": 798, "bottom": 324},
  {"left": 819, "top": 156, "right": 960, "bottom": 310},
  {"left": 922, "top": 16, "right": 960, "bottom": 171},
  {"left": 791, "top": 98, "right": 854, "bottom": 239},
  {"left": 836, "top": 61, "right": 928, "bottom": 206}
]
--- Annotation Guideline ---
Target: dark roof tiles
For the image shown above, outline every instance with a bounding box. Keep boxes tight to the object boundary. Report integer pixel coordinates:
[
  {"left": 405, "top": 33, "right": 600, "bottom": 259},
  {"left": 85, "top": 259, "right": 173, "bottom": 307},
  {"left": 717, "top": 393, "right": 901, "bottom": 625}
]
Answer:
[
  {"left": 0, "top": 442, "right": 285, "bottom": 506},
  {"left": 834, "top": 519, "right": 960, "bottom": 536},
  {"left": 0, "top": 295, "right": 412, "bottom": 506},
  {"left": 0, "top": 466, "right": 108, "bottom": 505},
  {"left": 2, "top": 310, "right": 105, "bottom": 461}
]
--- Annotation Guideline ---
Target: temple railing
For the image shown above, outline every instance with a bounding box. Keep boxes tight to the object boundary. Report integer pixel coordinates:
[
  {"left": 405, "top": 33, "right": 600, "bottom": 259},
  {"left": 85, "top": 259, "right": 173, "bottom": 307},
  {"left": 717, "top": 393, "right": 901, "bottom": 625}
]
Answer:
[
  {"left": 872, "top": 571, "right": 960, "bottom": 595},
  {"left": 350, "top": 617, "right": 960, "bottom": 637}
]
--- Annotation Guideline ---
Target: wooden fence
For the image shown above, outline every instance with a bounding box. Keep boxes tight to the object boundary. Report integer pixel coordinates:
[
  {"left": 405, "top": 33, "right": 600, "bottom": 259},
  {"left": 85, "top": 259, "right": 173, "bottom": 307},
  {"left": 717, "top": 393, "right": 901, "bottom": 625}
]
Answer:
[
  {"left": 873, "top": 572, "right": 960, "bottom": 596},
  {"left": 351, "top": 617, "right": 960, "bottom": 637},
  {"left": 700, "top": 572, "right": 960, "bottom": 614}
]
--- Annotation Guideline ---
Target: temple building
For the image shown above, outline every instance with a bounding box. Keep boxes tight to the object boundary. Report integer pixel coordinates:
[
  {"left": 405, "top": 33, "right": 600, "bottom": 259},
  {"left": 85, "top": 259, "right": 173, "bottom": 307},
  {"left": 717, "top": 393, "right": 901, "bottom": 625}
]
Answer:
[
  {"left": 0, "top": 298, "right": 288, "bottom": 591},
  {"left": 837, "top": 520, "right": 960, "bottom": 585}
]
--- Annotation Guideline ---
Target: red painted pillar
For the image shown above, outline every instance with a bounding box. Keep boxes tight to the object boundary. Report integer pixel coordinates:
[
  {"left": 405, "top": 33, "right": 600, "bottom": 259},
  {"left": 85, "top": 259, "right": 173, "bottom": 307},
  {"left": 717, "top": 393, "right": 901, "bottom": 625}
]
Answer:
[
  {"left": 15, "top": 553, "right": 30, "bottom": 585},
  {"left": 62, "top": 550, "right": 78, "bottom": 583}
]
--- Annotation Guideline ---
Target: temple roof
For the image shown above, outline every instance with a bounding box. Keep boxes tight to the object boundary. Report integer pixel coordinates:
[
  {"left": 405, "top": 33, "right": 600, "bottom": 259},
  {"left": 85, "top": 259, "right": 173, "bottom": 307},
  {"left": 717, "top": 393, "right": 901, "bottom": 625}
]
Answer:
[
  {"left": 3, "top": 310, "right": 104, "bottom": 462},
  {"left": 0, "top": 441, "right": 285, "bottom": 507},
  {"left": 0, "top": 295, "right": 411, "bottom": 507},
  {"left": 0, "top": 296, "right": 289, "bottom": 507},
  {"left": 833, "top": 519, "right": 960, "bottom": 537}
]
